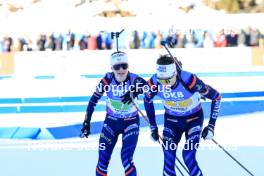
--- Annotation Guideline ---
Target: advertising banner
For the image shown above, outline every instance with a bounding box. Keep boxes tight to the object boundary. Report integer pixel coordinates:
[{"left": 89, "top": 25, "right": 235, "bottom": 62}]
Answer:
[{"left": 0, "top": 53, "right": 14, "bottom": 75}]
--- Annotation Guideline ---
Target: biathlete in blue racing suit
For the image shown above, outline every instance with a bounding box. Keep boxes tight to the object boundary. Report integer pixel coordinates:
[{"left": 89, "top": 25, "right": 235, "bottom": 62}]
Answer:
[
  {"left": 81, "top": 51, "right": 145, "bottom": 176},
  {"left": 145, "top": 55, "right": 221, "bottom": 176},
  {"left": 122, "top": 54, "right": 221, "bottom": 176}
]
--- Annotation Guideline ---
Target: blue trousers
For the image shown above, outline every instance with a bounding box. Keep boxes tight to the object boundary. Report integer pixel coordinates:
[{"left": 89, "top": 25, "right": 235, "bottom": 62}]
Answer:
[
  {"left": 162, "top": 110, "right": 204, "bottom": 176},
  {"left": 96, "top": 115, "right": 139, "bottom": 176}
]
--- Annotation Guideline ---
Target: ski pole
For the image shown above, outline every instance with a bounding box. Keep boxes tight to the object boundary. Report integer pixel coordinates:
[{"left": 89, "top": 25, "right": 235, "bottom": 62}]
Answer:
[
  {"left": 176, "top": 157, "right": 189, "bottom": 175},
  {"left": 160, "top": 41, "right": 182, "bottom": 72},
  {"left": 130, "top": 97, "right": 189, "bottom": 175},
  {"left": 212, "top": 139, "right": 254, "bottom": 176},
  {"left": 176, "top": 164, "right": 185, "bottom": 176}
]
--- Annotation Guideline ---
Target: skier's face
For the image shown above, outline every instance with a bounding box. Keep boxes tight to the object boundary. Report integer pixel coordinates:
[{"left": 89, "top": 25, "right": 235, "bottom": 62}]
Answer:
[
  {"left": 112, "top": 63, "right": 129, "bottom": 82},
  {"left": 157, "top": 75, "right": 177, "bottom": 86}
]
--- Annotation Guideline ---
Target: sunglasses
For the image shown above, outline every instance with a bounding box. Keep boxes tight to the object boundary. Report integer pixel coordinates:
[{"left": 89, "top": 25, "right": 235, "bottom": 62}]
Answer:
[
  {"left": 157, "top": 76, "right": 174, "bottom": 84},
  {"left": 113, "top": 63, "right": 128, "bottom": 70}
]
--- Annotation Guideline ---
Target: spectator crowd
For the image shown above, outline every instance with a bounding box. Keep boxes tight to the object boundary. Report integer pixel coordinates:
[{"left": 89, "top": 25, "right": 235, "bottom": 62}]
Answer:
[{"left": 0, "top": 27, "right": 263, "bottom": 53}]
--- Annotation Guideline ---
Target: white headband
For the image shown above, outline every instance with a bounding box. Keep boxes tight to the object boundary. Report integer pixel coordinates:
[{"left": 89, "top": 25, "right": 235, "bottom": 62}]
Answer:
[
  {"left": 110, "top": 52, "right": 128, "bottom": 66},
  {"left": 156, "top": 63, "right": 177, "bottom": 79}
]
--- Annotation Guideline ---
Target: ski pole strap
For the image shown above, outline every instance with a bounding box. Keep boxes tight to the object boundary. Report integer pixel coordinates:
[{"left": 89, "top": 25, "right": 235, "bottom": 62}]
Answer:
[{"left": 212, "top": 139, "right": 255, "bottom": 176}]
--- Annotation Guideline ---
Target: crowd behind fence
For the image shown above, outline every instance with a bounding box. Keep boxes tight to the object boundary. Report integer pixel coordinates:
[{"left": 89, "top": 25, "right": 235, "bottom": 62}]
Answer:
[{"left": 0, "top": 27, "right": 263, "bottom": 53}]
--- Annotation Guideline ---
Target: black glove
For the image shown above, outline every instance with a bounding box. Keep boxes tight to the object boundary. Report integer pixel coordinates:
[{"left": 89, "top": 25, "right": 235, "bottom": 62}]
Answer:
[
  {"left": 80, "top": 121, "right": 90, "bottom": 138},
  {"left": 121, "top": 90, "right": 140, "bottom": 104},
  {"left": 202, "top": 125, "right": 214, "bottom": 140},
  {"left": 151, "top": 127, "right": 159, "bottom": 142}
]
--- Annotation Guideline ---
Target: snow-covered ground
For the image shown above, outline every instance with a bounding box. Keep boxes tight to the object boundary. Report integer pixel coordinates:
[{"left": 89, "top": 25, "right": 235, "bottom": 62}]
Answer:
[
  {"left": 0, "top": 60, "right": 263, "bottom": 175},
  {"left": 0, "top": 112, "right": 263, "bottom": 176}
]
